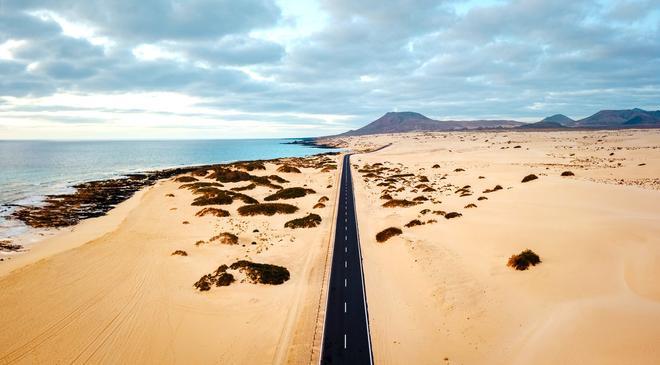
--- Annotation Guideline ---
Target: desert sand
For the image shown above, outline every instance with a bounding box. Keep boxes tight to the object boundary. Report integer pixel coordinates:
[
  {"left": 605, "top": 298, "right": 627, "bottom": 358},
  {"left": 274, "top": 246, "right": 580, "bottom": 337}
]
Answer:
[
  {"left": 326, "top": 129, "right": 660, "bottom": 365},
  {"left": 0, "top": 154, "right": 340, "bottom": 364}
]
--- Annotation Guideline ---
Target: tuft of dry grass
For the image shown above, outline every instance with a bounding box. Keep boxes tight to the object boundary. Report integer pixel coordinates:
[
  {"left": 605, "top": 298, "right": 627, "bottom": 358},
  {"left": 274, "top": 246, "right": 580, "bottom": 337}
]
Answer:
[
  {"left": 405, "top": 219, "right": 424, "bottom": 228},
  {"left": 210, "top": 232, "right": 239, "bottom": 245},
  {"left": 230, "top": 260, "right": 290, "bottom": 285},
  {"left": 237, "top": 203, "right": 299, "bottom": 216},
  {"left": 264, "top": 187, "right": 315, "bottom": 201},
  {"left": 376, "top": 227, "right": 403, "bottom": 242},
  {"left": 382, "top": 199, "right": 419, "bottom": 208},
  {"left": 521, "top": 174, "right": 538, "bottom": 183},
  {"left": 507, "top": 249, "right": 541, "bottom": 270},
  {"left": 195, "top": 207, "right": 230, "bottom": 217},
  {"left": 277, "top": 165, "right": 301, "bottom": 173},
  {"left": 174, "top": 176, "right": 198, "bottom": 183},
  {"left": 284, "top": 213, "right": 322, "bottom": 228},
  {"left": 444, "top": 212, "right": 462, "bottom": 219}
]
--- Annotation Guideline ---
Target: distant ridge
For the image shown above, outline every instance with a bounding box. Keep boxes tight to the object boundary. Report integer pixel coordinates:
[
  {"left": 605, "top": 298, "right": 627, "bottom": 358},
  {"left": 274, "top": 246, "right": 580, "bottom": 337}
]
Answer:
[
  {"left": 336, "top": 111, "right": 523, "bottom": 137},
  {"left": 330, "top": 108, "right": 660, "bottom": 137},
  {"left": 539, "top": 114, "right": 574, "bottom": 125}
]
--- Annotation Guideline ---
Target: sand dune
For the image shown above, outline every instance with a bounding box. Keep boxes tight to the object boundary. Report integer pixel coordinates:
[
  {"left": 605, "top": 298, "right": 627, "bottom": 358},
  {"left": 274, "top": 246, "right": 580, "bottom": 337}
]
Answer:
[
  {"left": 0, "top": 155, "right": 340, "bottom": 364},
  {"left": 338, "top": 129, "right": 660, "bottom": 364}
]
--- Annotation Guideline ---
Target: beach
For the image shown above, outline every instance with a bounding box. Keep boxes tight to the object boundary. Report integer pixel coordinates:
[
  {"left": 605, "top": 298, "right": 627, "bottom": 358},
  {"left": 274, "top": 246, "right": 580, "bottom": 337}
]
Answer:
[
  {"left": 326, "top": 129, "right": 660, "bottom": 364},
  {"left": 0, "top": 154, "right": 340, "bottom": 364}
]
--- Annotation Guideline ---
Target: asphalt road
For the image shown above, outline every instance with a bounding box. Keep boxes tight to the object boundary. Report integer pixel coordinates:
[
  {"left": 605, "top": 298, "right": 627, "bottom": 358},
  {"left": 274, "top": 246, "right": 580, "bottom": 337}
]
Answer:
[{"left": 321, "top": 154, "right": 373, "bottom": 365}]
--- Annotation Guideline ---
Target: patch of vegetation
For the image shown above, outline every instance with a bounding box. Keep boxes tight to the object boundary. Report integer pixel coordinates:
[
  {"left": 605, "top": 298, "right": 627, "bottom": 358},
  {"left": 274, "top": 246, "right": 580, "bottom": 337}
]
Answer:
[
  {"left": 171, "top": 250, "right": 188, "bottom": 256},
  {"left": 195, "top": 207, "right": 230, "bottom": 217},
  {"left": 194, "top": 264, "right": 236, "bottom": 291},
  {"left": 376, "top": 227, "right": 403, "bottom": 242},
  {"left": 420, "top": 209, "right": 430, "bottom": 215},
  {"left": 405, "top": 219, "right": 424, "bottom": 228},
  {"left": 561, "top": 171, "right": 575, "bottom": 176},
  {"left": 454, "top": 168, "right": 465, "bottom": 172},
  {"left": 380, "top": 193, "right": 393, "bottom": 200},
  {"left": 432, "top": 210, "right": 446, "bottom": 216},
  {"left": 268, "top": 174, "right": 288, "bottom": 184},
  {"left": 419, "top": 175, "right": 429, "bottom": 182},
  {"left": 318, "top": 196, "right": 329, "bottom": 203},
  {"left": 507, "top": 249, "right": 541, "bottom": 270},
  {"left": 477, "top": 196, "right": 488, "bottom": 201},
  {"left": 210, "top": 232, "right": 239, "bottom": 245},
  {"left": 412, "top": 195, "right": 429, "bottom": 201},
  {"left": 192, "top": 191, "right": 234, "bottom": 206},
  {"left": 285, "top": 213, "right": 322, "bottom": 228},
  {"left": 423, "top": 187, "right": 436, "bottom": 192},
  {"left": 483, "top": 185, "right": 503, "bottom": 193},
  {"left": 231, "top": 183, "right": 257, "bottom": 191},
  {"left": 445, "top": 212, "right": 462, "bottom": 219},
  {"left": 174, "top": 176, "right": 199, "bottom": 183},
  {"left": 382, "top": 199, "right": 420, "bottom": 208},
  {"left": 521, "top": 174, "right": 538, "bottom": 183},
  {"left": 230, "top": 260, "right": 290, "bottom": 285},
  {"left": 209, "top": 167, "right": 252, "bottom": 182},
  {"left": 277, "top": 165, "right": 301, "bottom": 173},
  {"left": 313, "top": 203, "right": 326, "bottom": 209},
  {"left": 264, "top": 187, "right": 315, "bottom": 201},
  {"left": 179, "top": 182, "right": 223, "bottom": 190},
  {"left": 432, "top": 164, "right": 440, "bottom": 168},
  {"left": 465, "top": 203, "right": 477, "bottom": 208},
  {"left": 233, "top": 161, "right": 266, "bottom": 171},
  {"left": 237, "top": 203, "right": 299, "bottom": 216}
]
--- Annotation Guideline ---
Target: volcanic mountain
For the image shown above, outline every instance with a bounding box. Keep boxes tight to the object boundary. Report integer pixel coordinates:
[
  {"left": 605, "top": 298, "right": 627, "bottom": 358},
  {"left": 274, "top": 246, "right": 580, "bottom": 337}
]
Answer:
[{"left": 337, "top": 112, "right": 523, "bottom": 136}]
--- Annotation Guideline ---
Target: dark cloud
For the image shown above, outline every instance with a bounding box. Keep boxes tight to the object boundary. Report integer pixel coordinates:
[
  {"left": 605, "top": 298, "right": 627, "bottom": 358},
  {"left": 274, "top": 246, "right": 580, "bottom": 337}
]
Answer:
[{"left": 0, "top": 0, "right": 659, "bottom": 134}]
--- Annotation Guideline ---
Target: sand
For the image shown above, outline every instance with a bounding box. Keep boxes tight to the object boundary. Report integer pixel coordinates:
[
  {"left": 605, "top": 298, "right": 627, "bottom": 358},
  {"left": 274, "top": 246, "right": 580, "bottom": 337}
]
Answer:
[
  {"left": 332, "top": 129, "right": 660, "bottom": 364},
  {"left": 0, "top": 155, "right": 341, "bottom": 364}
]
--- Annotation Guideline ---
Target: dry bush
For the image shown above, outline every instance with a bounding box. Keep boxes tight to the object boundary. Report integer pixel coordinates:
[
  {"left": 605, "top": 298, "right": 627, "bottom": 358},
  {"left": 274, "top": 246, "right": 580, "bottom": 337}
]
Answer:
[
  {"left": 318, "top": 196, "right": 329, "bottom": 203},
  {"left": 382, "top": 199, "right": 419, "bottom": 208},
  {"left": 195, "top": 207, "right": 230, "bottom": 217},
  {"left": 209, "top": 167, "right": 253, "bottom": 182},
  {"left": 192, "top": 191, "right": 233, "bottom": 206},
  {"left": 264, "top": 187, "right": 315, "bottom": 201},
  {"left": 454, "top": 168, "right": 465, "bottom": 172},
  {"left": 380, "top": 193, "right": 393, "bottom": 200},
  {"left": 483, "top": 185, "right": 503, "bottom": 193},
  {"left": 313, "top": 203, "right": 326, "bottom": 209},
  {"left": 174, "top": 176, "right": 198, "bottom": 183},
  {"left": 268, "top": 174, "right": 288, "bottom": 183},
  {"left": 521, "top": 174, "right": 538, "bottom": 183},
  {"left": 238, "top": 203, "right": 299, "bottom": 216},
  {"left": 418, "top": 175, "right": 429, "bottom": 182},
  {"left": 230, "top": 260, "right": 290, "bottom": 285},
  {"left": 420, "top": 209, "right": 430, "bottom": 214},
  {"left": 193, "top": 265, "right": 236, "bottom": 291},
  {"left": 376, "top": 227, "right": 403, "bottom": 242},
  {"left": 179, "top": 181, "right": 223, "bottom": 190},
  {"left": 405, "top": 219, "right": 424, "bottom": 228},
  {"left": 507, "top": 249, "right": 541, "bottom": 270},
  {"left": 465, "top": 203, "right": 477, "bottom": 208},
  {"left": 171, "top": 250, "right": 188, "bottom": 256},
  {"left": 412, "top": 196, "right": 429, "bottom": 201},
  {"left": 233, "top": 161, "right": 266, "bottom": 171},
  {"left": 561, "top": 171, "right": 575, "bottom": 176},
  {"left": 477, "top": 196, "right": 488, "bottom": 201},
  {"left": 432, "top": 164, "right": 440, "bottom": 168},
  {"left": 210, "top": 232, "right": 239, "bottom": 245},
  {"left": 231, "top": 183, "right": 257, "bottom": 191},
  {"left": 423, "top": 187, "right": 436, "bottom": 192},
  {"left": 277, "top": 165, "right": 301, "bottom": 173},
  {"left": 444, "top": 212, "right": 462, "bottom": 219},
  {"left": 165, "top": 193, "right": 175, "bottom": 197},
  {"left": 432, "top": 210, "right": 446, "bottom": 216},
  {"left": 285, "top": 213, "right": 322, "bottom": 228}
]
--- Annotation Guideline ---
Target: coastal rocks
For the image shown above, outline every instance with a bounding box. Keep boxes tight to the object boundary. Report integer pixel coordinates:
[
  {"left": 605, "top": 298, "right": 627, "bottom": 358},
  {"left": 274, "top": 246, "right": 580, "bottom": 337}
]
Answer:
[
  {"left": 0, "top": 240, "right": 23, "bottom": 252},
  {"left": 10, "top": 166, "right": 210, "bottom": 228}
]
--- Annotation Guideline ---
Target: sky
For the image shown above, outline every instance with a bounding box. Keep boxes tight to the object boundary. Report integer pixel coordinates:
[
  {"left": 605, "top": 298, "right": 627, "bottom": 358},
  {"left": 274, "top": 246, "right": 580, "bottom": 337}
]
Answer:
[{"left": 0, "top": 0, "right": 659, "bottom": 139}]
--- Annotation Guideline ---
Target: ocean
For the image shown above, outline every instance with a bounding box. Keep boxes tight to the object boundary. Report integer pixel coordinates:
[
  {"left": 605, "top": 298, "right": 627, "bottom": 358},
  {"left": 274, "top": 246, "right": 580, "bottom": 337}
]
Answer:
[{"left": 0, "top": 139, "right": 336, "bottom": 240}]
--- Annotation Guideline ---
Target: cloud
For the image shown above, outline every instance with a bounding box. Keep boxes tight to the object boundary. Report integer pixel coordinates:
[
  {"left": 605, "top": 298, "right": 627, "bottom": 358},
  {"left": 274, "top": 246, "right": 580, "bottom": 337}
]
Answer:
[{"left": 0, "top": 0, "right": 659, "bottom": 138}]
